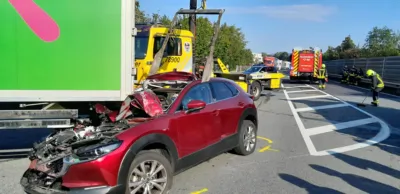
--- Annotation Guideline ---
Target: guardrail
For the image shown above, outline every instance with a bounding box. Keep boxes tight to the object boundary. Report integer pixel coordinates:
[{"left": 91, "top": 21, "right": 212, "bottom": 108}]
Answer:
[{"left": 325, "top": 56, "right": 400, "bottom": 89}]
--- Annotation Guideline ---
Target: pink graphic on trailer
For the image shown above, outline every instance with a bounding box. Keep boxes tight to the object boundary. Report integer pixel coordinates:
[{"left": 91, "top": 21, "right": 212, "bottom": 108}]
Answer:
[{"left": 9, "top": 0, "right": 60, "bottom": 42}]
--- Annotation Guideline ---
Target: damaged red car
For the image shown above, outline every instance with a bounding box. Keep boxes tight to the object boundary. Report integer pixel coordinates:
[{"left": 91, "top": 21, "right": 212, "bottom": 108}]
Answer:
[{"left": 20, "top": 72, "right": 258, "bottom": 194}]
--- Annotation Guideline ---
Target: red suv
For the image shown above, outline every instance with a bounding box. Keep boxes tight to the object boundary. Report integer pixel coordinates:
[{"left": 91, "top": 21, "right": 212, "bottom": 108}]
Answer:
[{"left": 21, "top": 74, "right": 258, "bottom": 194}]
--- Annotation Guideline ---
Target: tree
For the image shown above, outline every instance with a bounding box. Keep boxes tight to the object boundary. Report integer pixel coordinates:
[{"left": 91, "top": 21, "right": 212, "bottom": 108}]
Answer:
[
  {"left": 363, "top": 26, "right": 400, "bottom": 57},
  {"left": 274, "top": 52, "right": 290, "bottom": 61}
]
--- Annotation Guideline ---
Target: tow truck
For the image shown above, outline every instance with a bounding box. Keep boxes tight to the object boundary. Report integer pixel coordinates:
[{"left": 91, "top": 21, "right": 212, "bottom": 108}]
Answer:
[{"left": 212, "top": 59, "right": 285, "bottom": 100}]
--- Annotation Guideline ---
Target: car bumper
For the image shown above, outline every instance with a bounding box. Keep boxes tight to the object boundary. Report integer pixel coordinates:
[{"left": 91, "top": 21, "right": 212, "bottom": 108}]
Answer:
[{"left": 21, "top": 178, "right": 124, "bottom": 194}]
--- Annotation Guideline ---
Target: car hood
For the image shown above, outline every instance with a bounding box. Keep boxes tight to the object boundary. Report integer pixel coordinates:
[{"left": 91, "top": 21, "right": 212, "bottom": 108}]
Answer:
[{"left": 147, "top": 71, "right": 196, "bottom": 81}]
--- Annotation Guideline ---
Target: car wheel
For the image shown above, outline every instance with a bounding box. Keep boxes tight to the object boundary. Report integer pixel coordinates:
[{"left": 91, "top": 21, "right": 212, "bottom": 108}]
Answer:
[
  {"left": 251, "top": 81, "right": 261, "bottom": 101},
  {"left": 126, "top": 150, "right": 173, "bottom": 194},
  {"left": 233, "top": 120, "right": 257, "bottom": 156}
]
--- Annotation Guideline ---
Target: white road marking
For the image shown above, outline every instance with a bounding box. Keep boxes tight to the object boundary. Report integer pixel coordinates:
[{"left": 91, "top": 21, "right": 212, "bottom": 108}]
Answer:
[
  {"left": 282, "top": 83, "right": 391, "bottom": 156},
  {"left": 282, "top": 84, "right": 318, "bottom": 155},
  {"left": 305, "top": 118, "right": 378, "bottom": 136},
  {"left": 296, "top": 103, "right": 349, "bottom": 112},
  {"left": 283, "top": 86, "right": 313, "bottom": 89},
  {"left": 288, "top": 95, "right": 331, "bottom": 101},
  {"left": 286, "top": 89, "right": 318, "bottom": 93}
]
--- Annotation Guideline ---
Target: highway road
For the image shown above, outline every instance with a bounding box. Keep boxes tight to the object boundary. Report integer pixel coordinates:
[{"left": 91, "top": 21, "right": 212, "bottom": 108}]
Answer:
[{"left": 0, "top": 79, "right": 399, "bottom": 194}]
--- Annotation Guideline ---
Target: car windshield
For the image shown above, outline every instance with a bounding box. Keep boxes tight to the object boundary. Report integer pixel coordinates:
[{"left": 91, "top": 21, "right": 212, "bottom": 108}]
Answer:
[
  {"left": 244, "top": 66, "right": 262, "bottom": 74},
  {"left": 135, "top": 36, "right": 149, "bottom": 59}
]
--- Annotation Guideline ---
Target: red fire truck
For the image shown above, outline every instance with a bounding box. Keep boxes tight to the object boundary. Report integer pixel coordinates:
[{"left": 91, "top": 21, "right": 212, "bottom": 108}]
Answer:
[{"left": 289, "top": 47, "right": 323, "bottom": 82}]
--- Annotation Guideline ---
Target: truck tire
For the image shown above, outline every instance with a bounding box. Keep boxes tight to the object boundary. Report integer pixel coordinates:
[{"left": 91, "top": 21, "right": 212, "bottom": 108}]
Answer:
[
  {"left": 251, "top": 81, "right": 262, "bottom": 101},
  {"left": 126, "top": 150, "right": 173, "bottom": 194},
  {"left": 233, "top": 120, "right": 257, "bottom": 156}
]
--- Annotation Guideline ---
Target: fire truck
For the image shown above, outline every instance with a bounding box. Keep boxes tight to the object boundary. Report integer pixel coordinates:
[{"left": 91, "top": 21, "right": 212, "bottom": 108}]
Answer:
[{"left": 289, "top": 47, "right": 323, "bottom": 82}]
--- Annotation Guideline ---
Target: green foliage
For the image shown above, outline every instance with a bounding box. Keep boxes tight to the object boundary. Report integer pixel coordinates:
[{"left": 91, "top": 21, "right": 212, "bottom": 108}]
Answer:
[
  {"left": 323, "top": 26, "right": 400, "bottom": 61},
  {"left": 135, "top": 2, "right": 254, "bottom": 69},
  {"left": 273, "top": 52, "right": 290, "bottom": 61}
]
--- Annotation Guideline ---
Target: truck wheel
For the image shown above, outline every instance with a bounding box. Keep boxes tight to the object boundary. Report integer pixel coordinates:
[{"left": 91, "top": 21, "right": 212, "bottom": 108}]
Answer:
[
  {"left": 251, "top": 81, "right": 261, "bottom": 100},
  {"left": 233, "top": 120, "right": 257, "bottom": 156},
  {"left": 126, "top": 150, "right": 173, "bottom": 194}
]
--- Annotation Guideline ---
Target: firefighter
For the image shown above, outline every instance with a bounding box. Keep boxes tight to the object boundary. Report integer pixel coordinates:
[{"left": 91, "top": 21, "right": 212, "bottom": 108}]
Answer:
[
  {"left": 318, "top": 64, "right": 328, "bottom": 89},
  {"left": 341, "top": 65, "right": 349, "bottom": 83},
  {"left": 366, "top": 69, "right": 384, "bottom": 106},
  {"left": 348, "top": 65, "right": 358, "bottom": 85}
]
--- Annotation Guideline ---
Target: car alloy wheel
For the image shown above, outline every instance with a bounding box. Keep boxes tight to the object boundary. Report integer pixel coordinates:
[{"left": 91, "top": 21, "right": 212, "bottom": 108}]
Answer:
[
  {"left": 129, "top": 160, "right": 168, "bottom": 194},
  {"left": 243, "top": 125, "right": 256, "bottom": 152}
]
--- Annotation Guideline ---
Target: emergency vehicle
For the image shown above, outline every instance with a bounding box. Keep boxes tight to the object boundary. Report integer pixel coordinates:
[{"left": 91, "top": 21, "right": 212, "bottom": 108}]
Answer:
[{"left": 289, "top": 47, "right": 323, "bottom": 82}]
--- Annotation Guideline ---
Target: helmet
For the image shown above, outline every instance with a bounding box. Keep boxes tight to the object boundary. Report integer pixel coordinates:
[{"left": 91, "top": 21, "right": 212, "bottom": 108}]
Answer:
[
  {"left": 322, "top": 64, "right": 326, "bottom": 68},
  {"left": 366, "top": 69, "right": 375, "bottom": 76}
]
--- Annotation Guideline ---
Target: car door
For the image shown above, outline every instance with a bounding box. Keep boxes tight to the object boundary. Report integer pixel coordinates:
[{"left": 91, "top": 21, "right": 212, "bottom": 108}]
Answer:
[
  {"left": 209, "top": 81, "right": 241, "bottom": 137},
  {"left": 174, "top": 83, "right": 220, "bottom": 157}
]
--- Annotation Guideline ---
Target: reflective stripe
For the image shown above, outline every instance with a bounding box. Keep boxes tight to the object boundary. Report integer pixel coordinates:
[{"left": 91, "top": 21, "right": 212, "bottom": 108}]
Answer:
[
  {"left": 317, "top": 69, "right": 326, "bottom": 79},
  {"left": 377, "top": 74, "right": 384, "bottom": 87}
]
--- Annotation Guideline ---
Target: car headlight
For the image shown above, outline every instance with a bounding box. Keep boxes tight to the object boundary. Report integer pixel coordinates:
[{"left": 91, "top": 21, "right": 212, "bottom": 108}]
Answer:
[
  {"left": 64, "top": 141, "right": 122, "bottom": 164},
  {"left": 239, "top": 76, "right": 245, "bottom": 80}
]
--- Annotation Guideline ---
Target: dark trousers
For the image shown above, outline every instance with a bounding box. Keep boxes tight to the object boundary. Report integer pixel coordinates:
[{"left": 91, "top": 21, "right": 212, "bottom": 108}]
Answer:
[
  {"left": 372, "top": 87, "right": 383, "bottom": 101},
  {"left": 319, "top": 78, "right": 326, "bottom": 86}
]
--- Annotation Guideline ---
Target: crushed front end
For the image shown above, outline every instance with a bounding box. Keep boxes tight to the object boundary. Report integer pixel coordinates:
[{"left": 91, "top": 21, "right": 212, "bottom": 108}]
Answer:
[{"left": 20, "top": 90, "right": 166, "bottom": 194}]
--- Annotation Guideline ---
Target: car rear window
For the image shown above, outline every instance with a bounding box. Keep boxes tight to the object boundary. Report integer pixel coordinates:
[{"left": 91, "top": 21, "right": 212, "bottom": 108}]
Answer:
[{"left": 210, "top": 82, "right": 235, "bottom": 101}]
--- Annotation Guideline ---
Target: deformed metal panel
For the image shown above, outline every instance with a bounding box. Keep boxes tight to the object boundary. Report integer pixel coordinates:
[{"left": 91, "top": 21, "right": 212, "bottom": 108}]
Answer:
[
  {"left": 0, "top": 119, "right": 71, "bottom": 129},
  {"left": 0, "top": 109, "right": 78, "bottom": 119}
]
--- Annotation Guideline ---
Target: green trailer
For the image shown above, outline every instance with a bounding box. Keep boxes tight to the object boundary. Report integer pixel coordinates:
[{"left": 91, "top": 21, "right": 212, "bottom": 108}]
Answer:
[{"left": 0, "top": 0, "right": 135, "bottom": 129}]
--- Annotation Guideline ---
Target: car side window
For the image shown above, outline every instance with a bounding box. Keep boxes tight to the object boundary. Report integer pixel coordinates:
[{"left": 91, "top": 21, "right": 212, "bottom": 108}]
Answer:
[
  {"left": 210, "top": 82, "right": 234, "bottom": 101},
  {"left": 180, "top": 83, "right": 213, "bottom": 111},
  {"left": 225, "top": 82, "right": 239, "bottom": 96}
]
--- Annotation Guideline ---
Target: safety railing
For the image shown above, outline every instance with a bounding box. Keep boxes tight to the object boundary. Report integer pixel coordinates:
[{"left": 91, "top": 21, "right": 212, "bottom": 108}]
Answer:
[{"left": 325, "top": 56, "right": 400, "bottom": 89}]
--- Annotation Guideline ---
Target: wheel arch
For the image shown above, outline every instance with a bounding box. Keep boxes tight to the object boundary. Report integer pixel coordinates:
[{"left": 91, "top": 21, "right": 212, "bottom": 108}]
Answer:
[
  {"left": 237, "top": 107, "right": 258, "bottom": 133},
  {"left": 116, "top": 133, "right": 179, "bottom": 186}
]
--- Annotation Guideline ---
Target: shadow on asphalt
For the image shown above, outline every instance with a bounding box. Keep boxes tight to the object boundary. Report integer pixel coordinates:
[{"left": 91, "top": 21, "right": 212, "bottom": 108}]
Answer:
[
  {"left": 310, "top": 164, "right": 400, "bottom": 193},
  {"left": 279, "top": 173, "right": 344, "bottom": 194},
  {"left": 330, "top": 153, "right": 400, "bottom": 180}
]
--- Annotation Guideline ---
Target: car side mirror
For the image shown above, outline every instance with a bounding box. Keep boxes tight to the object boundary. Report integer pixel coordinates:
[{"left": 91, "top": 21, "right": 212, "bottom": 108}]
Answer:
[{"left": 185, "top": 100, "right": 206, "bottom": 113}]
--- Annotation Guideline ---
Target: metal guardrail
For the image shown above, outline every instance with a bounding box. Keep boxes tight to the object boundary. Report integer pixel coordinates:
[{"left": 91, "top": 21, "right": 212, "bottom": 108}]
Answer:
[{"left": 325, "top": 56, "right": 400, "bottom": 88}]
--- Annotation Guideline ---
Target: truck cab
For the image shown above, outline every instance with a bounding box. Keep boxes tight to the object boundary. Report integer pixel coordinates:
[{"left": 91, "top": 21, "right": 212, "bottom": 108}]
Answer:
[{"left": 134, "top": 24, "right": 194, "bottom": 87}]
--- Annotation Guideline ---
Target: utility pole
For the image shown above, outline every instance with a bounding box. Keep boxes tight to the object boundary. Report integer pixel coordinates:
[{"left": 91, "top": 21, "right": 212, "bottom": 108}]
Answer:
[{"left": 189, "top": 0, "right": 197, "bottom": 73}]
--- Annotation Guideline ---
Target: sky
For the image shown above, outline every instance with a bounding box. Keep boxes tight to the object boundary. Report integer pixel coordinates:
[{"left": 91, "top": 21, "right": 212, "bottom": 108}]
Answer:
[{"left": 138, "top": 0, "right": 400, "bottom": 54}]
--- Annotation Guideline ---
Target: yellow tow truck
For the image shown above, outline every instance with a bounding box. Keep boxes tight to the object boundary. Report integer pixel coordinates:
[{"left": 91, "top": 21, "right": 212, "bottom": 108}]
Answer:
[{"left": 212, "top": 59, "right": 285, "bottom": 100}]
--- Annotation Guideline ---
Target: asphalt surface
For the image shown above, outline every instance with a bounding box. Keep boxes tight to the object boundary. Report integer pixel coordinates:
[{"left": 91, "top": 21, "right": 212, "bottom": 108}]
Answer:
[{"left": 1, "top": 79, "right": 400, "bottom": 194}]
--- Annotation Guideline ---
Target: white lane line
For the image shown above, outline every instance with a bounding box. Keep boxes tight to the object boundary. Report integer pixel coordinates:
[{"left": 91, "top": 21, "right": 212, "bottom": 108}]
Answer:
[
  {"left": 288, "top": 95, "right": 331, "bottom": 101},
  {"left": 0, "top": 148, "right": 31, "bottom": 153},
  {"left": 283, "top": 86, "right": 313, "bottom": 89},
  {"left": 304, "top": 84, "right": 391, "bottom": 156},
  {"left": 296, "top": 103, "right": 349, "bottom": 112},
  {"left": 282, "top": 83, "right": 318, "bottom": 155},
  {"left": 286, "top": 89, "right": 318, "bottom": 94},
  {"left": 305, "top": 118, "right": 378, "bottom": 136}
]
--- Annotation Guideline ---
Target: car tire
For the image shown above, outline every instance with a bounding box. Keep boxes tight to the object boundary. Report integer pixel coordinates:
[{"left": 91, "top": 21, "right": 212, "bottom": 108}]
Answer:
[
  {"left": 233, "top": 120, "right": 257, "bottom": 156},
  {"left": 251, "top": 81, "right": 261, "bottom": 101},
  {"left": 126, "top": 150, "right": 173, "bottom": 194}
]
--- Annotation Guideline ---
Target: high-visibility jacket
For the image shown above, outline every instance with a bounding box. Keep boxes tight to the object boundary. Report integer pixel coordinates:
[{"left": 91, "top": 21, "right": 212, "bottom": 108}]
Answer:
[
  {"left": 371, "top": 73, "right": 384, "bottom": 88},
  {"left": 317, "top": 68, "right": 328, "bottom": 79}
]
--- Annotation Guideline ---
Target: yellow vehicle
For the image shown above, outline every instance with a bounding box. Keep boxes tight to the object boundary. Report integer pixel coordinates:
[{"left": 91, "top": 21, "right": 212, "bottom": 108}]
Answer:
[
  {"left": 134, "top": 24, "right": 195, "bottom": 88},
  {"left": 213, "top": 59, "right": 285, "bottom": 100}
]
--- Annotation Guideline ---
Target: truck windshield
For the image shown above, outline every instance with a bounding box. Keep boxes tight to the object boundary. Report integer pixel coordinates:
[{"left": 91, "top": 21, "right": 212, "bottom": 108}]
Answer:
[
  {"left": 135, "top": 36, "right": 149, "bottom": 59},
  {"left": 244, "top": 66, "right": 262, "bottom": 74}
]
